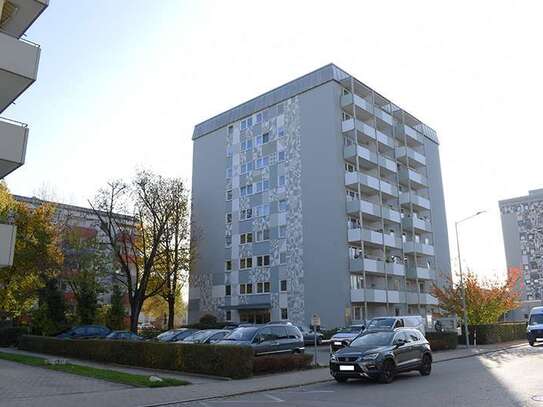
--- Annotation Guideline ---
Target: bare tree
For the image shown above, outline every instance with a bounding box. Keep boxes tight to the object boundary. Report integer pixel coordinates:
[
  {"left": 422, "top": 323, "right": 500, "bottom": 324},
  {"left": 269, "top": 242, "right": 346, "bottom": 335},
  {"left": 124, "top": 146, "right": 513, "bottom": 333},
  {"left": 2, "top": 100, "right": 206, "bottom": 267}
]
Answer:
[{"left": 89, "top": 171, "right": 178, "bottom": 332}]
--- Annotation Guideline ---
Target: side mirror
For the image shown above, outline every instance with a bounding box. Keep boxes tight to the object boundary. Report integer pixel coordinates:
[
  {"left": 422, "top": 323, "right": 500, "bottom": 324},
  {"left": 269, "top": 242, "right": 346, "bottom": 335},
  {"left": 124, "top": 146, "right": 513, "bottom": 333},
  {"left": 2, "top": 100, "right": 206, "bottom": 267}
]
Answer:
[{"left": 394, "top": 339, "right": 406, "bottom": 348}]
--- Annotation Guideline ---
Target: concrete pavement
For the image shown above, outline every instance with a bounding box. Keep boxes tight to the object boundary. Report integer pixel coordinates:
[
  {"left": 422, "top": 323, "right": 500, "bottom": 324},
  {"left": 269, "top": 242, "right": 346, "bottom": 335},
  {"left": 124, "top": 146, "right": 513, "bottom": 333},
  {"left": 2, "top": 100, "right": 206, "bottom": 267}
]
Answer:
[{"left": 0, "top": 340, "right": 532, "bottom": 407}]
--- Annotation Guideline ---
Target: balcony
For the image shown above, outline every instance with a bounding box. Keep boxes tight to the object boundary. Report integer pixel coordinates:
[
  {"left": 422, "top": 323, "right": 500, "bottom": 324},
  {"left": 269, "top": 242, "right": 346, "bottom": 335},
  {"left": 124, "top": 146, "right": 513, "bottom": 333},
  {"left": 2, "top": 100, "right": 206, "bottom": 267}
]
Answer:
[
  {"left": 342, "top": 118, "right": 376, "bottom": 141},
  {"left": 346, "top": 200, "right": 400, "bottom": 223},
  {"left": 0, "top": 0, "right": 49, "bottom": 38},
  {"left": 402, "top": 215, "right": 432, "bottom": 233},
  {"left": 349, "top": 258, "right": 405, "bottom": 276},
  {"left": 0, "top": 223, "right": 16, "bottom": 267},
  {"left": 379, "top": 155, "right": 397, "bottom": 173},
  {"left": 374, "top": 107, "right": 393, "bottom": 126},
  {"left": 379, "top": 179, "right": 399, "bottom": 198},
  {"left": 0, "top": 117, "right": 28, "bottom": 178},
  {"left": 395, "top": 146, "right": 426, "bottom": 167},
  {"left": 341, "top": 92, "right": 373, "bottom": 115},
  {"left": 404, "top": 125, "right": 424, "bottom": 145},
  {"left": 377, "top": 130, "right": 395, "bottom": 149},
  {"left": 348, "top": 228, "right": 402, "bottom": 249},
  {"left": 343, "top": 144, "right": 377, "bottom": 167},
  {"left": 351, "top": 288, "right": 404, "bottom": 303},
  {"left": 407, "top": 292, "right": 438, "bottom": 305},
  {"left": 0, "top": 30, "right": 40, "bottom": 113},
  {"left": 400, "top": 192, "right": 431, "bottom": 211},
  {"left": 407, "top": 266, "right": 433, "bottom": 280},
  {"left": 385, "top": 262, "right": 405, "bottom": 276},
  {"left": 399, "top": 168, "right": 428, "bottom": 188},
  {"left": 345, "top": 172, "right": 380, "bottom": 192},
  {"left": 404, "top": 241, "right": 435, "bottom": 256}
]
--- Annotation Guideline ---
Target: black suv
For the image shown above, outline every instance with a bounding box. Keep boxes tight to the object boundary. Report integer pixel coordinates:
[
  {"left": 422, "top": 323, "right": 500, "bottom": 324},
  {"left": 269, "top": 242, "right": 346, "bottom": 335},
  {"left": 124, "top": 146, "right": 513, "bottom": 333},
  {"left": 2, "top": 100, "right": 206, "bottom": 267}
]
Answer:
[
  {"left": 217, "top": 324, "right": 304, "bottom": 356},
  {"left": 330, "top": 328, "right": 432, "bottom": 383}
]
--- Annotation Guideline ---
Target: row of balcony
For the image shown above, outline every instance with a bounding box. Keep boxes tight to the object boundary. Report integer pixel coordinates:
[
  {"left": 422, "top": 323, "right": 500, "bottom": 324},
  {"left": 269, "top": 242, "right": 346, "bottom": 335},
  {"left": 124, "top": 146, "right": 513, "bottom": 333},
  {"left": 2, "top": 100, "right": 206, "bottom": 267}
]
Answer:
[
  {"left": 342, "top": 118, "right": 395, "bottom": 149},
  {"left": 349, "top": 258, "right": 434, "bottom": 280},
  {"left": 347, "top": 200, "right": 431, "bottom": 232},
  {"left": 347, "top": 227, "right": 434, "bottom": 254},
  {"left": 341, "top": 93, "right": 426, "bottom": 147},
  {"left": 351, "top": 288, "right": 438, "bottom": 305}
]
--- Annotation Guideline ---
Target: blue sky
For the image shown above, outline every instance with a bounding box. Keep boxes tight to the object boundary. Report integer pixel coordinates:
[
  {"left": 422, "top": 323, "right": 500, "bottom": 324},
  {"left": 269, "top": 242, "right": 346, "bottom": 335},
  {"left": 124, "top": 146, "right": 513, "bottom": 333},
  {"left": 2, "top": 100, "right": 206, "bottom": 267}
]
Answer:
[{"left": 4, "top": 0, "right": 543, "bottom": 280}]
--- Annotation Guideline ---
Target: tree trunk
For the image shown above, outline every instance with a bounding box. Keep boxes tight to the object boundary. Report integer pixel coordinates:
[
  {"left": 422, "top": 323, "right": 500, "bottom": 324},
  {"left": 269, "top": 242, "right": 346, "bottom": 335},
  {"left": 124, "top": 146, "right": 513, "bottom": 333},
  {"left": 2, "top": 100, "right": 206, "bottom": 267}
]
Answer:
[
  {"left": 129, "top": 296, "right": 143, "bottom": 333},
  {"left": 167, "top": 296, "right": 175, "bottom": 330}
]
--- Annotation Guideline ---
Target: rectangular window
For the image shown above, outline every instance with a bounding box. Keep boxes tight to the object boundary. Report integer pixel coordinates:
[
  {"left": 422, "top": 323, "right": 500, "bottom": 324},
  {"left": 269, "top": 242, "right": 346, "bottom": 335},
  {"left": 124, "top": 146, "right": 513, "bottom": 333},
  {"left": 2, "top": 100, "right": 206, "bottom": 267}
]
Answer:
[
  {"left": 240, "top": 284, "right": 246, "bottom": 294},
  {"left": 255, "top": 204, "right": 270, "bottom": 217},
  {"left": 278, "top": 199, "right": 288, "bottom": 212},
  {"left": 226, "top": 213, "right": 232, "bottom": 223},
  {"left": 345, "top": 163, "right": 355, "bottom": 172},
  {"left": 279, "top": 225, "right": 287, "bottom": 238},
  {"left": 240, "top": 208, "right": 253, "bottom": 221},
  {"left": 257, "top": 255, "right": 270, "bottom": 267},
  {"left": 226, "top": 190, "right": 232, "bottom": 201},
  {"left": 247, "top": 117, "right": 253, "bottom": 128},
  {"left": 240, "top": 233, "right": 253, "bottom": 245},
  {"left": 225, "top": 285, "right": 231, "bottom": 296},
  {"left": 278, "top": 150, "right": 286, "bottom": 162},
  {"left": 264, "top": 282, "right": 270, "bottom": 293},
  {"left": 277, "top": 127, "right": 285, "bottom": 138},
  {"left": 241, "top": 139, "right": 253, "bottom": 152},
  {"left": 225, "top": 260, "right": 232, "bottom": 271},
  {"left": 342, "top": 112, "right": 352, "bottom": 121},
  {"left": 246, "top": 283, "right": 253, "bottom": 294},
  {"left": 281, "top": 308, "right": 288, "bottom": 320},
  {"left": 226, "top": 310, "right": 231, "bottom": 321},
  {"left": 280, "top": 280, "right": 287, "bottom": 292},
  {"left": 350, "top": 274, "right": 364, "bottom": 289},
  {"left": 225, "top": 233, "right": 232, "bottom": 247},
  {"left": 240, "top": 120, "right": 247, "bottom": 131},
  {"left": 278, "top": 175, "right": 286, "bottom": 187},
  {"left": 240, "top": 184, "right": 253, "bottom": 197},
  {"left": 279, "top": 252, "right": 287, "bottom": 264},
  {"left": 240, "top": 257, "right": 253, "bottom": 269},
  {"left": 257, "top": 282, "right": 264, "bottom": 293}
]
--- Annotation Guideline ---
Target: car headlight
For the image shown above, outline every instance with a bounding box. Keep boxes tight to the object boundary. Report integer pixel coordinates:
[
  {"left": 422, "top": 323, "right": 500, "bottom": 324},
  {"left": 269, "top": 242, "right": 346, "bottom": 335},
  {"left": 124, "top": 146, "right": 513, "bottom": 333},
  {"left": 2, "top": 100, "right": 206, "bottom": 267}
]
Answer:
[
  {"left": 362, "top": 353, "right": 380, "bottom": 361},
  {"left": 330, "top": 354, "right": 338, "bottom": 362},
  {"left": 527, "top": 327, "right": 532, "bottom": 332}
]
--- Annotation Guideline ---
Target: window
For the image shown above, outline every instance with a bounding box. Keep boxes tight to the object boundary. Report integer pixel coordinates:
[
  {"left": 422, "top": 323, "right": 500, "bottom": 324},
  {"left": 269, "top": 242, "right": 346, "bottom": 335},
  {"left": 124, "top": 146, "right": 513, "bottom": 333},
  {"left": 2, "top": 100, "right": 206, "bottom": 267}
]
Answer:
[
  {"left": 346, "top": 189, "right": 359, "bottom": 201},
  {"left": 240, "top": 161, "right": 254, "bottom": 174},
  {"left": 353, "top": 305, "right": 362, "bottom": 321},
  {"left": 257, "top": 255, "right": 270, "bottom": 267},
  {"left": 240, "top": 233, "right": 253, "bottom": 244},
  {"left": 256, "top": 228, "right": 270, "bottom": 242},
  {"left": 226, "top": 212, "right": 232, "bottom": 223},
  {"left": 264, "top": 282, "right": 270, "bottom": 293},
  {"left": 226, "top": 190, "right": 232, "bottom": 201},
  {"left": 225, "top": 285, "right": 231, "bottom": 296},
  {"left": 225, "top": 260, "right": 232, "bottom": 271},
  {"left": 419, "top": 282, "right": 424, "bottom": 292},
  {"left": 278, "top": 175, "right": 286, "bottom": 187},
  {"left": 277, "top": 127, "right": 285, "bottom": 138},
  {"left": 240, "top": 257, "right": 253, "bottom": 269},
  {"left": 246, "top": 283, "right": 253, "bottom": 294},
  {"left": 255, "top": 179, "right": 269, "bottom": 193},
  {"left": 255, "top": 156, "right": 270, "bottom": 169},
  {"left": 256, "top": 112, "right": 262, "bottom": 123},
  {"left": 349, "top": 246, "right": 362, "bottom": 259},
  {"left": 342, "top": 112, "right": 352, "bottom": 121},
  {"left": 279, "top": 252, "right": 287, "bottom": 264},
  {"left": 278, "top": 199, "right": 288, "bottom": 212},
  {"left": 256, "top": 132, "right": 270, "bottom": 146},
  {"left": 226, "top": 311, "right": 231, "bottom": 321},
  {"left": 281, "top": 308, "right": 288, "bottom": 320},
  {"left": 256, "top": 204, "right": 270, "bottom": 217},
  {"left": 240, "top": 208, "right": 253, "bottom": 220},
  {"left": 278, "top": 150, "right": 286, "bottom": 162},
  {"left": 240, "top": 119, "right": 247, "bottom": 131},
  {"left": 240, "top": 184, "right": 253, "bottom": 197},
  {"left": 247, "top": 117, "right": 253, "bottom": 128},
  {"left": 345, "top": 163, "right": 355, "bottom": 173},
  {"left": 257, "top": 282, "right": 264, "bottom": 293},
  {"left": 280, "top": 280, "right": 287, "bottom": 292},
  {"left": 225, "top": 233, "right": 232, "bottom": 247},
  {"left": 241, "top": 139, "right": 253, "bottom": 152},
  {"left": 278, "top": 225, "right": 287, "bottom": 238},
  {"left": 240, "top": 284, "right": 246, "bottom": 294},
  {"left": 226, "top": 167, "right": 232, "bottom": 178},
  {"left": 350, "top": 274, "right": 364, "bottom": 289}
]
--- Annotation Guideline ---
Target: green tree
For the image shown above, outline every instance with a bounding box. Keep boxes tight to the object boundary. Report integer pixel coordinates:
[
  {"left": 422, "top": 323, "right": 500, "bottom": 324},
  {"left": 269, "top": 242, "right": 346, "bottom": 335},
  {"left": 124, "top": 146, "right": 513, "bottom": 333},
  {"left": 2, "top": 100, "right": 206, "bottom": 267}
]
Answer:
[
  {"left": 107, "top": 285, "right": 126, "bottom": 330},
  {"left": 32, "top": 278, "right": 67, "bottom": 335},
  {"left": 0, "top": 182, "right": 63, "bottom": 321}
]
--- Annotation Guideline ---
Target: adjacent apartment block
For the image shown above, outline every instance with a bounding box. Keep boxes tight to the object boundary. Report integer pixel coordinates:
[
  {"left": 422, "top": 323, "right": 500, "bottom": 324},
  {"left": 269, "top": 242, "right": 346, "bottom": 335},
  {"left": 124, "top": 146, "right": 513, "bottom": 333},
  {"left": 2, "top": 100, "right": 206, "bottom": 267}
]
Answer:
[
  {"left": 189, "top": 64, "right": 451, "bottom": 328},
  {"left": 500, "top": 189, "right": 543, "bottom": 320},
  {"left": 0, "top": 0, "right": 48, "bottom": 267}
]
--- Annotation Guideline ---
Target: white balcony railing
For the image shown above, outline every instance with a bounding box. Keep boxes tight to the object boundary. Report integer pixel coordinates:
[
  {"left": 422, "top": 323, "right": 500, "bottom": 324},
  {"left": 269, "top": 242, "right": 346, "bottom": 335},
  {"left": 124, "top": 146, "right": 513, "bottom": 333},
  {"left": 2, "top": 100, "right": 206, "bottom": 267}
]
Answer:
[
  {"left": 0, "top": 117, "right": 29, "bottom": 178},
  {"left": 395, "top": 146, "right": 426, "bottom": 167},
  {"left": 0, "top": 223, "right": 17, "bottom": 267}
]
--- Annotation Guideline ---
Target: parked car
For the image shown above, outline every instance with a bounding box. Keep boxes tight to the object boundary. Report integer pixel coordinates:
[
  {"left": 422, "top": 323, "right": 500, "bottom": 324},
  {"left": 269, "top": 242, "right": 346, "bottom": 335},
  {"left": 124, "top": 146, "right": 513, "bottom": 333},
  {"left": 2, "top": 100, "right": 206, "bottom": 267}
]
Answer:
[
  {"left": 329, "top": 328, "right": 432, "bottom": 383},
  {"left": 297, "top": 325, "right": 324, "bottom": 345},
  {"left": 330, "top": 325, "right": 365, "bottom": 352},
  {"left": 217, "top": 324, "right": 304, "bottom": 356},
  {"left": 56, "top": 325, "right": 111, "bottom": 340},
  {"left": 137, "top": 322, "right": 154, "bottom": 330},
  {"left": 155, "top": 328, "right": 197, "bottom": 342},
  {"left": 365, "top": 316, "right": 426, "bottom": 335},
  {"left": 527, "top": 306, "right": 543, "bottom": 346},
  {"left": 181, "top": 329, "right": 231, "bottom": 344},
  {"left": 105, "top": 330, "right": 143, "bottom": 341}
]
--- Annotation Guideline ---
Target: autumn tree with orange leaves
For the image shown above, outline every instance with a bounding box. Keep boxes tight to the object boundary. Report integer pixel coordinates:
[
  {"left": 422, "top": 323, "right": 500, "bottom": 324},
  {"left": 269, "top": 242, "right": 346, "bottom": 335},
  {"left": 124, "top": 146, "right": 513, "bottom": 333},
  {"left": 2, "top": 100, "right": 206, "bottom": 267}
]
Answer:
[{"left": 433, "top": 271, "right": 520, "bottom": 325}]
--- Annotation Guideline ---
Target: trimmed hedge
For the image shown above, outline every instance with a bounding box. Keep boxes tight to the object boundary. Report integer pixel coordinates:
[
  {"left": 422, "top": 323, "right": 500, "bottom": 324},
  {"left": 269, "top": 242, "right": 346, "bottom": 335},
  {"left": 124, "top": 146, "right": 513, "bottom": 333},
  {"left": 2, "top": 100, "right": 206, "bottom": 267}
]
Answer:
[
  {"left": 459, "top": 323, "right": 527, "bottom": 345},
  {"left": 19, "top": 335, "right": 253, "bottom": 379},
  {"left": 426, "top": 332, "right": 458, "bottom": 351},
  {"left": 253, "top": 354, "right": 313, "bottom": 375},
  {"left": 0, "top": 327, "right": 29, "bottom": 347}
]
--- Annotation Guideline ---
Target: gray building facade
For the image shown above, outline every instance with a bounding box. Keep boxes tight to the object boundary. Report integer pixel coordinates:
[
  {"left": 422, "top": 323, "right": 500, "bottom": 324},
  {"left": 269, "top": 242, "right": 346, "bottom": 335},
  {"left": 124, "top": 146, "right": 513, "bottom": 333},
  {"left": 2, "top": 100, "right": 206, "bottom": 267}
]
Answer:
[
  {"left": 500, "top": 189, "right": 543, "bottom": 320},
  {"left": 189, "top": 64, "right": 451, "bottom": 328}
]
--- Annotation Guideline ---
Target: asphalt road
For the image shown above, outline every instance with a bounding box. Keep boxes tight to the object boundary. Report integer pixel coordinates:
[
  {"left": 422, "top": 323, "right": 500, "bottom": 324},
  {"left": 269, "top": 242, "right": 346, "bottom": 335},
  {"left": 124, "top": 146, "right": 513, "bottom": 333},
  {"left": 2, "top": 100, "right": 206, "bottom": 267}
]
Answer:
[{"left": 184, "top": 344, "right": 543, "bottom": 407}]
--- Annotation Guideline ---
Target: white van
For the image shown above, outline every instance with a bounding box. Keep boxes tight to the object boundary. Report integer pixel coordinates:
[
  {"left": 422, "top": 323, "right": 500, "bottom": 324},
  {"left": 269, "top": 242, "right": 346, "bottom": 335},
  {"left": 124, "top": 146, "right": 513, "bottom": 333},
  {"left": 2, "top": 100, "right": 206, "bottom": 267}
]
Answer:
[
  {"left": 365, "top": 316, "right": 426, "bottom": 336},
  {"left": 527, "top": 306, "right": 543, "bottom": 346}
]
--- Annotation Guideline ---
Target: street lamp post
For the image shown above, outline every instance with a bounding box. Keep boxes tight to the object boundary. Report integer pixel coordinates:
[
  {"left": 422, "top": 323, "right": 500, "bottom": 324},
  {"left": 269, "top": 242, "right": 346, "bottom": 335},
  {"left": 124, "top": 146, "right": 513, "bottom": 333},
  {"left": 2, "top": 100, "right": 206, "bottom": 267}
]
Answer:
[{"left": 455, "top": 210, "right": 486, "bottom": 348}]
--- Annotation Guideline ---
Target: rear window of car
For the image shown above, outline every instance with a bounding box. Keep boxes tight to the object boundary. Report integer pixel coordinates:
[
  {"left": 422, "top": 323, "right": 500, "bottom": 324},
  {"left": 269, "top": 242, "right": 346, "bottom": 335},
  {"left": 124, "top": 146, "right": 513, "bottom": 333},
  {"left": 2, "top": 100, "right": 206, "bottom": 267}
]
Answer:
[
  {"left": 270, "top": 326, "right": 288, "bottom": 339},
  {"left": 287, "top": 326, "right": 301, "bottom": 339},
  {"left": 368, "top": 318, "right": 396, "bottom": 329}
]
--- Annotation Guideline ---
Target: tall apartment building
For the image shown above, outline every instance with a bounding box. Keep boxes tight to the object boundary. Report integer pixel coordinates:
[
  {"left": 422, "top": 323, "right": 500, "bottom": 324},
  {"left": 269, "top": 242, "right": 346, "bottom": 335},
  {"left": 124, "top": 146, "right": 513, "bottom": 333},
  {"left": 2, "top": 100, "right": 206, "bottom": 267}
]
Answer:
[
  {"left": 189, "top": 64, "right": 451, "bottom": 328},
  {"left": 500, "top": 189, "right": 543, "bottom": 320},
  {"left": 0, "top": 0, "right": 48, "bottom": 267}
]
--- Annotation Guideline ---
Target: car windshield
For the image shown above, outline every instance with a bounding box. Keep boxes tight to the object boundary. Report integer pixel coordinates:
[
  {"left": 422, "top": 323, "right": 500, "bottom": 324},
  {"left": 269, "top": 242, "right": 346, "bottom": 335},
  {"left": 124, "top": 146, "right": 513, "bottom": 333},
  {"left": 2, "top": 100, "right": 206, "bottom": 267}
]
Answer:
[
  {"left": 157, "top": 330, "right": 181, "bottom": 341},
  {"left": 529, "top": 314, "right": 543, "bottom": 325},
  {"left": 367, "top": 318, "right": 396, "bottom": 329},
  {"left": 350, "top": 331, "right": 394, "bottom": 347},
  {"left": 223, "top": 327, "right": 258, "bottom": 341},
  {"left": 186, "top": 330, "right": 211, "bottom": 341},
  {"left": 338, "top": 326, "right": 361, "bottom": 333}
]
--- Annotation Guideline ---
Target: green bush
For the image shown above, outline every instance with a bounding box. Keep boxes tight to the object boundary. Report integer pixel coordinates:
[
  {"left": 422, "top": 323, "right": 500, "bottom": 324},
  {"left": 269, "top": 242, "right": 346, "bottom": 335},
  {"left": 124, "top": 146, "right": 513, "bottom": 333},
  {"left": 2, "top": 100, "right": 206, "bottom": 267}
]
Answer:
[
  {"left": 321, "top": 328, "right": 339, "bottom": 340},
  {"left": 253, "top": 354, "right": 313, "bottom": 375},
  {"left": 19, "top": 335, "right": 254, "bottom": 379},
  {"left": 459, "top": 322, "right": 527, "bottom": 345},
  {"left": 0, "top": 327, "right": 29, "bottom": 347},
  {"left": 426, "top": 332, "right": 458, "bottom": 351}
]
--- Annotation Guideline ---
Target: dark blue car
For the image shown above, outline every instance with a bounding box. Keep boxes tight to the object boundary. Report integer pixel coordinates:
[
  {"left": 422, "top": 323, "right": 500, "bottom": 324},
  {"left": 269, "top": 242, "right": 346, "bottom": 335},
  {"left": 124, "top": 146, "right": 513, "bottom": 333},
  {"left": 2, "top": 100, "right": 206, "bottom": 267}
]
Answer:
[{"left": 57, "top": 325, "right": 111, "bottom": 339}]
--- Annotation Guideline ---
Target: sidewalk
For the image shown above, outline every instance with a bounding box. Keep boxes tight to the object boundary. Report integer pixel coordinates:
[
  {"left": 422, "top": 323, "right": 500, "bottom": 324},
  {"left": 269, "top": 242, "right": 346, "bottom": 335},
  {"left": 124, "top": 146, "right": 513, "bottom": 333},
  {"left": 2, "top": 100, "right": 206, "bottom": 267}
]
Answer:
[{"left": 1, "top": 340, "right": 528, "bottom": 407}]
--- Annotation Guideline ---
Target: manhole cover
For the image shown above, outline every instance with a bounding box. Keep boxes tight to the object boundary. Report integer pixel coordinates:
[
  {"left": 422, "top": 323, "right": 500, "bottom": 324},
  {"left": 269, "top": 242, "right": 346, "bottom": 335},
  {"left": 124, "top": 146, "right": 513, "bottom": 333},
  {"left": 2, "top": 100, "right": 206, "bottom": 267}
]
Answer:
[{"left": 532, "top": 395, "right": 543, "bottom": 402}]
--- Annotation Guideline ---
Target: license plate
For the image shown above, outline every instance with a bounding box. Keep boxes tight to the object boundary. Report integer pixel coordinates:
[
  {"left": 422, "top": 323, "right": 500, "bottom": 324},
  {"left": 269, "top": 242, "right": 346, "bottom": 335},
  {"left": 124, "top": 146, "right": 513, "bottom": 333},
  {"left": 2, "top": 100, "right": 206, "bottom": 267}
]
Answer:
[
  {"left": 339, "top": 365, "right": 355, "bottom": 371},
  {"left": 334, "top": 342, "right": 342, "bottom": 346}
]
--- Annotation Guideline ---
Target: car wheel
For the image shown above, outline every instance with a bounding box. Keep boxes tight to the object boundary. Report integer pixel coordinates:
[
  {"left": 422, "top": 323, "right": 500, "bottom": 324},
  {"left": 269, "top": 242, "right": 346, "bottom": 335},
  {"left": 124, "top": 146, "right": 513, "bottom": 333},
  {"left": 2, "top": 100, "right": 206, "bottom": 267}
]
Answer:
[
  {"left": 529, "top": 340, "right": 535, "bottom": 347},
  {"left": 419, "top": 354, "right": 432, "bottom": 376},
  {"left": 334, "top": 376, "right": 348, "bottom": 383},
  {"left": 379, "top": 359, "right": 396, "bottom": 384}
]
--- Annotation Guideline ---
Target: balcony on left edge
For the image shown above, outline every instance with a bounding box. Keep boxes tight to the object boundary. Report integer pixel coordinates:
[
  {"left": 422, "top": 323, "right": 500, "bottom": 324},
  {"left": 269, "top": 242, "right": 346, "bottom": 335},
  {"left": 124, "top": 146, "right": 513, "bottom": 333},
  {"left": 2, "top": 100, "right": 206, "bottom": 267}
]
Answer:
[
  {"left": 0, "top": 222, "right": 16, "bottom": 267},
  {"left": 0, "top": 117, "right": 28, "bottom": 178}
]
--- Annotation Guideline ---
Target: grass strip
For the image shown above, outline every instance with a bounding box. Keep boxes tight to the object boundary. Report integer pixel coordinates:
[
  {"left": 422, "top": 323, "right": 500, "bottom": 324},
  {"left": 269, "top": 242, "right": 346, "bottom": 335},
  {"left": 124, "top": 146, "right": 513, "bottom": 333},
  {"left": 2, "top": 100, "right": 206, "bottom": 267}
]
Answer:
[{"left": 0, "top": 351, "right": 189, "bottom": 388}]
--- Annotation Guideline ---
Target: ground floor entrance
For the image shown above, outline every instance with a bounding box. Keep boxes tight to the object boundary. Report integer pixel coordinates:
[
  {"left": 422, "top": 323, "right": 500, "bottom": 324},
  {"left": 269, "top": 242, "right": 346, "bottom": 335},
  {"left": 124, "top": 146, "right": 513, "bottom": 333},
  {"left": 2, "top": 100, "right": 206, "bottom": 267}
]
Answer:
[{"left": 239, "top": 309, "right": 271, "bottom": 324}]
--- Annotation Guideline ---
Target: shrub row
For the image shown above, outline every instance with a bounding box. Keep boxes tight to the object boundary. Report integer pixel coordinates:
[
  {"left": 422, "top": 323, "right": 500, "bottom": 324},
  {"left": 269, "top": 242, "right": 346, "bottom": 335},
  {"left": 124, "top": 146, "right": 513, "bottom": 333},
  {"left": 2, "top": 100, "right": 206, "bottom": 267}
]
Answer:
[
  {"left": 18, "top": 335, "right": 313, "bottom": 378},
  {"left": 0, "top": 327, "right": 29, "bottom": 347},
  {"left": 426, "top": 331, "right": 458, "bottom": 351},
  {"left": 458, "top": 323, "right": 527, "bottom": 345}
]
